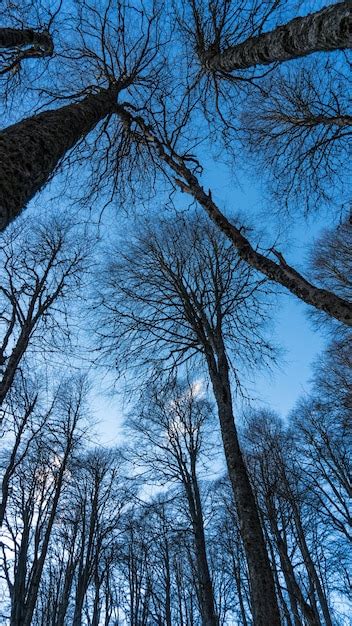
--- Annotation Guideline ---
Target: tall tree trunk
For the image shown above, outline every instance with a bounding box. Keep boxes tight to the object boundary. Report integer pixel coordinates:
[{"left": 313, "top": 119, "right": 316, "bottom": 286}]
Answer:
[
  {"left": 266, "top": 501, "right": 319, "bottom": 626},
  {"left": 91, "top": 567, "right": 102, "bottom": 626},
  {"left": 55, "top": 549, "right": 79, "bottom": 626},
  {"left": 185, "top": 471, "right": 219, "bottom": 626},
  {"left": 163, "top": 539, "right": 172, "bottom": 626},
  {"left": 10, "top": 505, "right": 31, "bottom": 626},
  {"left": 22, "top": 441, "right": 73, "bottom": 626},
  {"left": 201, "top": 2, "right": 351, "bottom": 73},
  {"left": 263, "top": 526, "right": 294, "bottom": 626},
  {"left": 0, "top": 87, "right": 118, "bottom": 231},
  {"left": 290, "top": 501, "right": 333, "bottom": 626},
  {"left": 231, "top": 552, "right": 249, "bottom": 626},
  {"left": 207, "top": 344, "right": 281, "bottom": 626}
]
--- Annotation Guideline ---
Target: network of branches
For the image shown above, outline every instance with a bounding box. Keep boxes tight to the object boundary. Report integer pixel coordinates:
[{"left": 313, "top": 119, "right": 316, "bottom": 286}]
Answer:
[{"left": 0, "top": 1, "right": 351, "bottom": 625}]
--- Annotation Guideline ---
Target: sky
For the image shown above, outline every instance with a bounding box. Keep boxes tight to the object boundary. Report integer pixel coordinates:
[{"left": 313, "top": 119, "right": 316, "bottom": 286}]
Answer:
[
  {"left": 10, "top": 126, "right": 333, "bottom": 452},
  {"left": 1, "top": 0, "right": 339, "bottom": 449},
  {"left": 85, "top": 158, "right": 331, "bottom": 446}
]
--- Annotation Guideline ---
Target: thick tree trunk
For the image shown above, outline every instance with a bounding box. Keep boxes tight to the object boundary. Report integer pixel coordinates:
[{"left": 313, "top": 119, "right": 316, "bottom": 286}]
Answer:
[
  {"left": 207, "top": 346, "right": 281, "bottom": 626},
  {"left": 0, "top": 87, "right": 117, "bottom": 231},
  {"left": 201, "top": 2, "right": 351, "bottom": 73},
  {"left": 0, "top": 27, "right": 53, "bottom": 52}
]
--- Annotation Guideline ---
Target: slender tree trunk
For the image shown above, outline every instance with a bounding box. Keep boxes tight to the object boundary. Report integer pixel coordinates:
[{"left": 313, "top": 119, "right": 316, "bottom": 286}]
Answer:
[
  {"left": 55, "top": 552, "right": 79, "bottom": 626},
  {"left": 266, "top": 502, "right": 319, "bottom": 626},
  {"left": 10, "top": 506, "right": 31, "bottom": 626},
  {"left": 201, "top": 2, "right": 351, "bottom": 73},
  {"left": 186, "top": 478, "right": 219, "bottom": 626},
  {"left": 22, "top": 441, "right": 73, "bottom": 626},
  {"left": 0, "top": 327, "right": 31, "bottom": 406},
  {"left": 207, "top": 345, "right": 281, "bottom": 626},
  {"left": 119, "top": 106, "right": 352, "bottom": 326},
  {"left": 263, "top": 526, "right": 294, "bottom": 626},
  {"left": 231, "top": 553, "right": 249, "bottom": 626},
  {"left": 272, "top": 113, "right": 352, "bottom": 129},
  {"left": 172, "top": 163, "right": 352, "bottom": 326},
  {"left": 73, "top": 487, "right": 99, "bottom": 626},
  {"left": 91, "top": 569, "right": 102, "bottom": 626},
  {"left": 0, "top": 87, "right": 118, "bottom": 231},
  {"left": 290, "top": 502, "right": 333, "bottom": 626},
  {"left": 163, "top": 541, "right": 172, "bottom": 626}
]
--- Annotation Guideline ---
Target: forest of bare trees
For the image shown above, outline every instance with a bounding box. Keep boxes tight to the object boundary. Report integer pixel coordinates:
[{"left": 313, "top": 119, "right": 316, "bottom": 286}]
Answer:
[{"left": 0, "top": 1, "right": 351, "bottom": 625}]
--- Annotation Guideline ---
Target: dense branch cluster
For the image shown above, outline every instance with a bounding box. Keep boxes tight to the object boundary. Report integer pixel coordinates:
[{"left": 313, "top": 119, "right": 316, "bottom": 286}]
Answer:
[{"left": 0, "top": 1, "right": 351, "bottom": 625}]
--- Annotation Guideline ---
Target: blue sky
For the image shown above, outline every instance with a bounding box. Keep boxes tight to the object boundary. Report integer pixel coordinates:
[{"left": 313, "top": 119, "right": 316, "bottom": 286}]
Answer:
[
  {"left": 2, "top": 0, "right": 340, "bottom": 446},
  {"left": 85, "top": 157, "right": 331, "bottom": 445},
  {"left": 18, "top": 126, "right": 332, "bottom": 447}
]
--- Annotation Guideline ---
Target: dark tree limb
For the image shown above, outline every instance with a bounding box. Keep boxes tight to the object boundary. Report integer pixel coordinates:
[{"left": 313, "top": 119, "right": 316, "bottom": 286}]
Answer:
[
  {"left": 0, "top": 27, "right": 54, "bottom": 75},
  {"left": 200, "top": 2, "right": 352, "bottom": 73},
  {"left": 116, "top": 105, "right": 352, "bottom": 326}
]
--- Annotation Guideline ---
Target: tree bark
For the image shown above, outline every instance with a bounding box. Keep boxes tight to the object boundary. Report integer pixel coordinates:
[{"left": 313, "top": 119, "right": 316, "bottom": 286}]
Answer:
[
  {"left": 184, "top": 470, "right": 219, "bottom": 626},
  {"left": 201, "top": 2, "right": 352, "bottom": 73},
  {"left": 207, "top": 343, "right": 281, "bottom": 626},
  {"left": 0, "top": 28, "right": 54, "bottom": 76},
  {"left": 266, "top": 500, "right": 320, "bottom": 626},
  {"left": 0, "top": 87, "right": 118, "bottom": 231},
  {"left": 0, "top": 27, "right": 53, "bottom": 52}
]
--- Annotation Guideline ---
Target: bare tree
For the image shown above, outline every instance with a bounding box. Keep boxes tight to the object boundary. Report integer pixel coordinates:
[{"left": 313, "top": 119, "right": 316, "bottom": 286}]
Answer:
[
  {"left": 113, "top": 103, "right": 352, "bottom": 325},
  {"left": 308, "top": 219, "right": 352, "bottom": 333},
  {"left": 128, "top": 380, "right": 219, "bottom": 626},
  {"left": 0, "top": 370, "right": 55, "bottom": 527},
  {"left": 1, "top": 375, "right": 89, "bottom": 626},
  {"left": 239, "top": 60, "right": 351, "bottom": 215},
  {"left": 0, "top": 0, "right": 162, "bottom": 230},
  {"left": 0, "top": 216, "right": 89, "bottom": 406},
  {"left": 95, "top": 213, "right": 282, "bottom": 625},
  {"left": 70, "top": 448, "right": 127, "bottom": 626}
]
